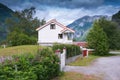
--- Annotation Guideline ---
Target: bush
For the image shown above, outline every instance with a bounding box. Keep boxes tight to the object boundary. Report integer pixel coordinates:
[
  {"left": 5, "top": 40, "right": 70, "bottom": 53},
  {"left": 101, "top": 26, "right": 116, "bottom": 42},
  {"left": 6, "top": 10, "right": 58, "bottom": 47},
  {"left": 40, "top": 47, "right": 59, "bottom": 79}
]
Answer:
[
  {"left": 0, "top": 48, "right": 60, "bottom": 80},
  {"left": 7, "top": 32, "right": 37, "bottom": 46},
  {"left": 52, "top": 44, "right": 81, "bottom": 58},
  {"left": 32, "top": 48, "right": 60, "bottom": 80}
]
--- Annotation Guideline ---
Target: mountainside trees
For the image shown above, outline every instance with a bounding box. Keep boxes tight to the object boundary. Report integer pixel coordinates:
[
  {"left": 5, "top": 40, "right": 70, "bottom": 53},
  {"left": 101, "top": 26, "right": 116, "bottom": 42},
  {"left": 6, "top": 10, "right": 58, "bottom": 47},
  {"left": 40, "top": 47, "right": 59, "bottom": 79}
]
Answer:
[
  {"left": 6, "top": 7, "right": 46, "bottom": 46},
  {"left": 112, "top": 11, "right": 120, "bottom": 27},
  {"left": 97, "top": 18, "right": 120, "bottom": 49},
  {"left": 0, "top": 3, "right": 14, "bottom": 43}
]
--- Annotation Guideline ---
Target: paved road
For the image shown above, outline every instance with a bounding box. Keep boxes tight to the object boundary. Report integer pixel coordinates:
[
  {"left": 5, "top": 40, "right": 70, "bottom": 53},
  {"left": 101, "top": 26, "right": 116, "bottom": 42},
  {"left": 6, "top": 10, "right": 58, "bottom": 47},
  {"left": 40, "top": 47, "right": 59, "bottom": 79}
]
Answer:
[{"left": 64, "top": 56, "right": 120, "bottom": 80}]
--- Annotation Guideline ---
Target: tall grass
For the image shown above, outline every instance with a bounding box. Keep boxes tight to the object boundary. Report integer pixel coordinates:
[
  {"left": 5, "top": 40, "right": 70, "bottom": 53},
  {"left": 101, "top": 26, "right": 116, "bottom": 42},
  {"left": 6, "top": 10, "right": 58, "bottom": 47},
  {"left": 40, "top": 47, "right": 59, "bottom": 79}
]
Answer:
[{"left": 0, "top": 45, "right": 43, "bottom": 56}]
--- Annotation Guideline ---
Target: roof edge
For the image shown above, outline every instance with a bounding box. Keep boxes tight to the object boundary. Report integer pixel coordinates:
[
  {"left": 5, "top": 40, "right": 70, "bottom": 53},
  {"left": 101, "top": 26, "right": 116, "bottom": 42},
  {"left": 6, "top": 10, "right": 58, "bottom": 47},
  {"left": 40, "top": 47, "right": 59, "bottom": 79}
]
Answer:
[{"left": 36, "top": 19, "right": 75, "bottom": 32}]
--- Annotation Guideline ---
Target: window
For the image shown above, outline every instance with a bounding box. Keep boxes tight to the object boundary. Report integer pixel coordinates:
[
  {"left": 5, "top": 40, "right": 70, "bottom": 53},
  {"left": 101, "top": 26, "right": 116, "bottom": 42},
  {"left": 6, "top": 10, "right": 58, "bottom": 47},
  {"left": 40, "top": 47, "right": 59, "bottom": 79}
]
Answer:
[
  {"left": 58, "top": 34, "right": 63, "bottom": 39},
  {"left": 68, "top": 33, "right": 72, "bottom": 40},
  {"left": 50, "top": 23, "right": 55, "bottom": 29}
]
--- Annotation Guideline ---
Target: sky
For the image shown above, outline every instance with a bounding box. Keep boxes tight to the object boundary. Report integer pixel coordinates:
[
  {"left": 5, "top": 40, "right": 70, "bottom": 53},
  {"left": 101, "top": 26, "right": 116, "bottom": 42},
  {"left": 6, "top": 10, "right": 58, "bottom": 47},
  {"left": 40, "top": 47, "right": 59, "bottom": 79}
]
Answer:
[{"left": 0, "top": 0, "right": 120, "bottom": 25}]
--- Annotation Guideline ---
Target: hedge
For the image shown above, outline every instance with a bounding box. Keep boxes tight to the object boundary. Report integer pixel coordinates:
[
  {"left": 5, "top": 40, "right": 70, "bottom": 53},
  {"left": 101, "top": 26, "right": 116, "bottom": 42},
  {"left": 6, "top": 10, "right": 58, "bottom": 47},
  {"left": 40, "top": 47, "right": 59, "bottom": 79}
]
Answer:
[
  {"left": 0, "top": 48, "right": 60, "bottom": 80},
  {"left": 52, "top": 44, "right": 81, "bottom": 58}
]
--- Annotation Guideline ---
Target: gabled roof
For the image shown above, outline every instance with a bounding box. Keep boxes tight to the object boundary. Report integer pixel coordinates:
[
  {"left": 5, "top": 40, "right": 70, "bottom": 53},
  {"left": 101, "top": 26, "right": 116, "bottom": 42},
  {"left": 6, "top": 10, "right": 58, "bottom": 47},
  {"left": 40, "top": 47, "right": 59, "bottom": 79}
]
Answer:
[{"left": 36, "top": 19, "right": 75, "bottom": 33}]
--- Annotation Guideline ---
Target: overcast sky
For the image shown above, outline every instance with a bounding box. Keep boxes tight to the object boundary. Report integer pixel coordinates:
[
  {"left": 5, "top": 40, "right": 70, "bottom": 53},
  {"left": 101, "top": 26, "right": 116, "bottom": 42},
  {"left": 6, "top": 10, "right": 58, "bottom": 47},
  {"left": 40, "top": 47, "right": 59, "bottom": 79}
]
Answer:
[{"left": 0, "top": 0, "right": 120, "bottom": 25}]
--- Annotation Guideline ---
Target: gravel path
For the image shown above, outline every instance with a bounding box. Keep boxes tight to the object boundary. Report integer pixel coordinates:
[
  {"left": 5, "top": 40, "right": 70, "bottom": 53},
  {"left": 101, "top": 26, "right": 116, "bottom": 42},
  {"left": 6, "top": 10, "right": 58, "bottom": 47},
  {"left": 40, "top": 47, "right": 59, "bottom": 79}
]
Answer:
[{"left": 64, "top": 56, "right": 120, "bottom": 80}]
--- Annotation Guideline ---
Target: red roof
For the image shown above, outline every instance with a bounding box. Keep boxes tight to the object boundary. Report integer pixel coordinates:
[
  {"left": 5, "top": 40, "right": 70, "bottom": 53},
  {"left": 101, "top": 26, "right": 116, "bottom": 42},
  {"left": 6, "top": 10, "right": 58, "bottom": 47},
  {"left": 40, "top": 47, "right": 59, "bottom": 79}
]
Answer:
[
  {"left": 73, "top": 42, "right": 88, "bottom": 47},
  {"left": 36, "top": 19, "right": 75, "bottom": 33}
]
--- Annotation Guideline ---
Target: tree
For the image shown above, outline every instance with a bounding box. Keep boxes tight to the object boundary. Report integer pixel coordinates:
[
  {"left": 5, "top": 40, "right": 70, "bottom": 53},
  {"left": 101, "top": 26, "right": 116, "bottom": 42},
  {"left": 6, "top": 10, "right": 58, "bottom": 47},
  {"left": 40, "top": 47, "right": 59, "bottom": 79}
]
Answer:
[
  {"left": 7, "top": 31, "right": 37, "bottom": 46},
  {"left": 112, "top": 11, "right": 120, "bottom": 27},
  {"left": 6, "top": 7, "right": 45, "bottom": 46},
  {"left": 87, "top": 20, "right": 109, "bottom": 56},
  {"left": 97, "top": 18, "right": 120, "bottom": 49},
  {"left": 111, "top": 11, "right": 120, "bottom": 49}
]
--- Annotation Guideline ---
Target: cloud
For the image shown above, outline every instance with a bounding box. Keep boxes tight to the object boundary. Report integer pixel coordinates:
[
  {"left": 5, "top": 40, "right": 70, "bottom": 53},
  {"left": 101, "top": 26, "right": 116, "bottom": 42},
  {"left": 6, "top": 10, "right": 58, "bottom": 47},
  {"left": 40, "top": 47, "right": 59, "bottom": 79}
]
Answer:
[
  {"left": 1, "top": 0, "right": 120, "bottom": 10},
  {"left": 104, "top": 0, "right": 120, "bottom": 5},
  {"left": 35, "top": 5, "right": 120, "bottom": 25},
  {"left": 0, "top": 0, "right": 104, "bottom": 9},
  {"left": 0, "top": 0, "right": 120, "bottom": 25},
  {"left": 0, "top": 0, "right": 119, "bottom": 10},
  {"left": 33, "top": 0, "right": 104, "bottom": 9}
]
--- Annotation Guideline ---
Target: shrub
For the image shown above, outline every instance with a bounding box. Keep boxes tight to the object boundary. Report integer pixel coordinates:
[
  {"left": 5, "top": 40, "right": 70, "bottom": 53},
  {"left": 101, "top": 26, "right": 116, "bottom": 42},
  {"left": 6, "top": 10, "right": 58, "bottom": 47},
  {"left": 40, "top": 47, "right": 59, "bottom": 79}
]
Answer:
[
  {"left": 0, "top": 48, "right": 60, "bottom": 80},
  {"left": 7, "top": 32, "right": 37, "bottom": 46},
  {"left": 52, "top": 44, "right": 81, "bottom": 58},
  {"left": 32, "top": 48, "right": 60, "bottom": 80}
]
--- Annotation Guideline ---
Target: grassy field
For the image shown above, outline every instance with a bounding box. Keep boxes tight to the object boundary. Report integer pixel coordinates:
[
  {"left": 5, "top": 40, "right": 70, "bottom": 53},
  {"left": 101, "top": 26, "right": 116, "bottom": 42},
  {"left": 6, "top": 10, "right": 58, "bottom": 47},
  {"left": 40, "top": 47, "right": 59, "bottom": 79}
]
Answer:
[
  {"left": 53, "top": 72, "right": 101, "bottom": 80},
  {"left": 68, "top": 55, "right": 100, "bottom": 66},
  {"left": 0, "top": 45, "right": 43, "bottom": 56}
]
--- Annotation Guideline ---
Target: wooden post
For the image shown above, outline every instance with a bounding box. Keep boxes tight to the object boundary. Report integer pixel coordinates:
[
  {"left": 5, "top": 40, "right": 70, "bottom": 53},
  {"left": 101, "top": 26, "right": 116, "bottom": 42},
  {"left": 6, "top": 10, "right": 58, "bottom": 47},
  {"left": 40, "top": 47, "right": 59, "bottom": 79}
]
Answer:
[
  {"left": 55, "top": 49, "right": 61, "bottom": 58},
  {"left": 3, "top": 44, "right": 6, "bottom": 48},
  {"left": 55, "top": 48, "right": 66, "bottom": 71}
]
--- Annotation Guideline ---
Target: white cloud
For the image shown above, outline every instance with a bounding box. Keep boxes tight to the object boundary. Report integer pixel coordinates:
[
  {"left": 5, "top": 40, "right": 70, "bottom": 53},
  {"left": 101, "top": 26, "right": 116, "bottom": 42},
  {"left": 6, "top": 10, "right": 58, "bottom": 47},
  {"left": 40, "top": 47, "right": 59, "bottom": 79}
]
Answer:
[{"left": 35, "top": 5, "right": 120, "bottom": 25}]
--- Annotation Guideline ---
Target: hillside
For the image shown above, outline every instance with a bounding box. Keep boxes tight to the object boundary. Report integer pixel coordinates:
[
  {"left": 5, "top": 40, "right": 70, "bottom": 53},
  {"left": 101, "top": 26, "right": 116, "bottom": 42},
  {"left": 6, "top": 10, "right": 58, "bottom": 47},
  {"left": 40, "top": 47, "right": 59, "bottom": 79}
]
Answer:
[
  {"left": 0, "top": 3, "right": 14, "bottom": 42},
  {"left": 68, "top": 15, "right": 111, "bottom": 41}
]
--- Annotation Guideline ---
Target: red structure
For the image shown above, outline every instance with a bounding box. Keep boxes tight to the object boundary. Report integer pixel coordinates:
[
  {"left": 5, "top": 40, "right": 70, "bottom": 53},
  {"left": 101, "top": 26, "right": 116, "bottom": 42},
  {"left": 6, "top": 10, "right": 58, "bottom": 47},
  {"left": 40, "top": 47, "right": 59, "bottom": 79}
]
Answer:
[
  {"left": 73, "top": 42, "right": 87, "bottom": 48},
  {"left": 82, "top": 49, "right": 87, "bottom": 57}
]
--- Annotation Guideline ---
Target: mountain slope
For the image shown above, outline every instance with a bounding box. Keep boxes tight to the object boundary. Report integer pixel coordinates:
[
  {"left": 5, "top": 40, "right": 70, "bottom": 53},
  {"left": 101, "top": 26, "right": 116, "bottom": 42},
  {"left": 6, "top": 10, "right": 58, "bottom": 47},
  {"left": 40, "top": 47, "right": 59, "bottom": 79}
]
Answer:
[
  {"left": 68, "top": 15, "right": 110, "bottom": 41},
  {"left": 0, "top": 3, "right": 14, "bottom": 42}
]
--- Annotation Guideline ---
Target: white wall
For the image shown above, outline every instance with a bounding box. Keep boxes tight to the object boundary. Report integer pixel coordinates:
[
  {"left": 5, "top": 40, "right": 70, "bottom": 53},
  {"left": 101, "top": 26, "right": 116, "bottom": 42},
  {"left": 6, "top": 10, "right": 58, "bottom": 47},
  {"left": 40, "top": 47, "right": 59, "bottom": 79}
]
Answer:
[{"left": 38, "top": 24, "right": 73, "bottom": 44}]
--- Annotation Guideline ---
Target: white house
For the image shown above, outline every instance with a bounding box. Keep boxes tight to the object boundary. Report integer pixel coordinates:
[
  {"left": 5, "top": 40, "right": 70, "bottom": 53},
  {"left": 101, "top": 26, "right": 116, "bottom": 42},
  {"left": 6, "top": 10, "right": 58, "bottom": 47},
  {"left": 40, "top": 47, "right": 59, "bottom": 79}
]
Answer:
[{"left": 36, "top": 19, "right": 75, "bottom": 46}]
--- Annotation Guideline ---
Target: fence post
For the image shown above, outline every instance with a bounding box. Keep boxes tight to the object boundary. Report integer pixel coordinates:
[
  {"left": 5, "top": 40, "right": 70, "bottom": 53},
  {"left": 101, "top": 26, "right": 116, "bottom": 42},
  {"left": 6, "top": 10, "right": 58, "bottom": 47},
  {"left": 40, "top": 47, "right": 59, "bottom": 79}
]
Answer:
[
  {"left": 55, "top": 48, "right": 66, "bottom": 71},
  {"left": 55, "top": 49, "right": 61, "bottom": 58},
  {"left": 60, "top": 48, "right": 66, "bottom": 71}
]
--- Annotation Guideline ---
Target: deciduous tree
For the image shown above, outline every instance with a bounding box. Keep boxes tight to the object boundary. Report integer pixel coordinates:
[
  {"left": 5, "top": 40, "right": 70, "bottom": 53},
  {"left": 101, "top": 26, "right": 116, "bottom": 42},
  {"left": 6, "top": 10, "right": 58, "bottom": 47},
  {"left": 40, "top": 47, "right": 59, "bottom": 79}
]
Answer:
[{"left": 6, "top": 7, "right": 45, "bottom": 46}]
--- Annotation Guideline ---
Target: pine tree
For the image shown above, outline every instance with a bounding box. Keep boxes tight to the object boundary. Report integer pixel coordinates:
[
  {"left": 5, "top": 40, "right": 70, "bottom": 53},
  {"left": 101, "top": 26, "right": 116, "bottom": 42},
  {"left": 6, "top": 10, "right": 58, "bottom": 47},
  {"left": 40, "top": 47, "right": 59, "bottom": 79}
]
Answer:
[
  {"left": 97, "top": 18, "right": 120, "bottom": 50},
  {"left": 87, "top": 20, "right": 109, "bottom": 56}
]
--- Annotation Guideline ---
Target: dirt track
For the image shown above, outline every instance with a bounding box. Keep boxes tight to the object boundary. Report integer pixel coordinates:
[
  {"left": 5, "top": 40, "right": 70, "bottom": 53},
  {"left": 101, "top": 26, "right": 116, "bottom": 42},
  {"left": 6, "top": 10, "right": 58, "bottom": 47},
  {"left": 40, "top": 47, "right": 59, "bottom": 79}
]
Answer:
[{"left": 64, "top": 56, "right": 120, "bottom": 80}]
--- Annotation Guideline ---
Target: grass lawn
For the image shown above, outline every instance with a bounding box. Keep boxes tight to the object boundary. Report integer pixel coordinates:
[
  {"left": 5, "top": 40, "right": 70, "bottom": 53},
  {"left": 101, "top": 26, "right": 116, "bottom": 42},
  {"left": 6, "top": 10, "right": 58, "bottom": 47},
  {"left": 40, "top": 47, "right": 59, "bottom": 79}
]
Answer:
[
  {"left": 53, "top": 72, "right": 101, "bottom": 80},
  {"left": 0, "top": 45, "right": 43, "bottom": 56},
  {"left": 68, "top": 55, "right": 100, "bottom": 66}
]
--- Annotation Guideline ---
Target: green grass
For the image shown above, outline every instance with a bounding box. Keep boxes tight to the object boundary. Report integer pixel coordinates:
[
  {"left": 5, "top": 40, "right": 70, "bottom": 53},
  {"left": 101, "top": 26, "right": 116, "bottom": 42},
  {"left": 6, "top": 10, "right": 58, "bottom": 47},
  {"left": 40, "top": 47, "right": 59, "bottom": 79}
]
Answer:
[
  {"left": 0, "top": 45, "right": 43, "bottom": 56},
  {"left": 68, "top": 55, "right": 100, "bottom": 66},
  {"left": 53, "top": 72, "right": 101, "bottom": 80}
]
